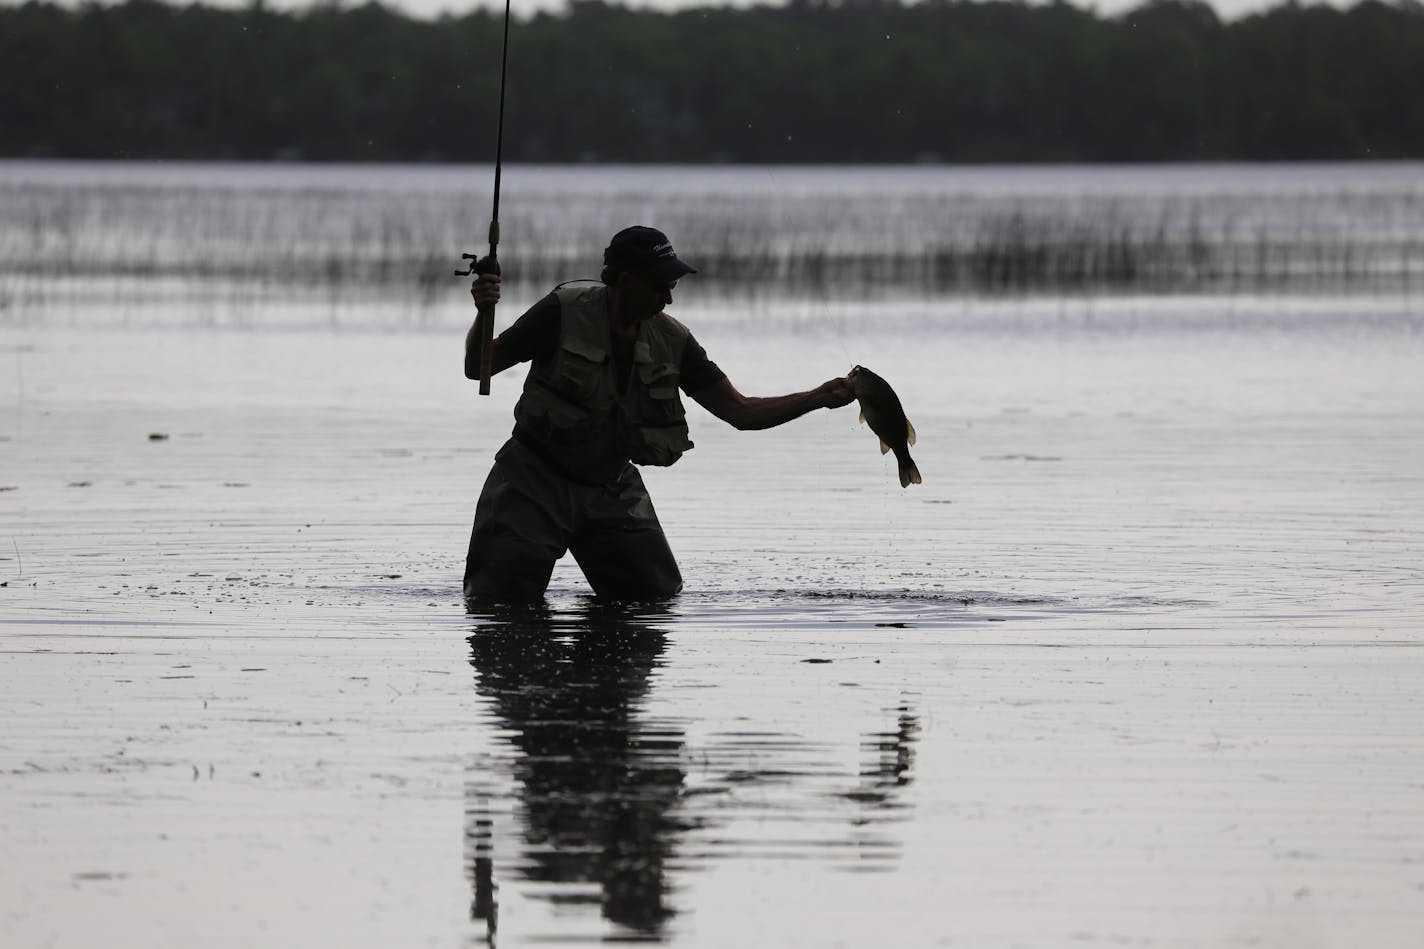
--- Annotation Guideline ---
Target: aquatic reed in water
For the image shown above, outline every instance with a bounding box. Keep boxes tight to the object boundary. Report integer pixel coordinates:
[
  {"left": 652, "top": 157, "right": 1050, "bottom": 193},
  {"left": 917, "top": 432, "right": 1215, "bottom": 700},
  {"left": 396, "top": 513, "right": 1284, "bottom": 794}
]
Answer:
[{"left": 1, "top": 164, "right": 1420, "bottom": 317}]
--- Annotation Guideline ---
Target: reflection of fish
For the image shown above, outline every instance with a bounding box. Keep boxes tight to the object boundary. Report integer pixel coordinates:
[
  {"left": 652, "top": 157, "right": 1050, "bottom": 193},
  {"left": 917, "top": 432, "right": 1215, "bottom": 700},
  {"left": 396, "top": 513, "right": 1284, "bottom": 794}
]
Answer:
[{"left": 847, "top": 365, "right": 922, "bottom": 488}]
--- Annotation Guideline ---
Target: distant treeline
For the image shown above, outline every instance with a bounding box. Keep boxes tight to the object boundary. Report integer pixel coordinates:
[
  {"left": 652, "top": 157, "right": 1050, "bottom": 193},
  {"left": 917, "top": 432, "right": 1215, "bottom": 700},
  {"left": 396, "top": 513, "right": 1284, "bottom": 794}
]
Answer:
[{"left": 4, "top": 0, "right": 1423, "bottom": 162}]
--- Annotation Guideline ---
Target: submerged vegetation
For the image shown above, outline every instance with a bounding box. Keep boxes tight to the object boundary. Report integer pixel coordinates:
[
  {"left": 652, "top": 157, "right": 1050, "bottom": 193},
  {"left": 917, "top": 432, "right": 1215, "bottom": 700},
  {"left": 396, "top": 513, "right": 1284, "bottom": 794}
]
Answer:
[{"left": 2, "top": 0, "right": 1424, "bottom": 163}]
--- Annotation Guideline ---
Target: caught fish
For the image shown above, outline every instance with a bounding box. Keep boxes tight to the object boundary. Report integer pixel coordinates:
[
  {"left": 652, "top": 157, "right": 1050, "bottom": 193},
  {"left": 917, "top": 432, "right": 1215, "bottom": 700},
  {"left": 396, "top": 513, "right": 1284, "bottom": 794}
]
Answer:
[{"left": 847, "top": 365, "right": 922, "bottom": 488}]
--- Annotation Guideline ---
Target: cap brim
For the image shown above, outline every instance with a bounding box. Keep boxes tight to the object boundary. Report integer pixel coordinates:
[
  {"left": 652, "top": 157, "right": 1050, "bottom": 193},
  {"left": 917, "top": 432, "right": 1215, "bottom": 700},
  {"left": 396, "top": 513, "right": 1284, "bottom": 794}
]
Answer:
[{"left": 645, "top": 257, "right": 697, "bottom": 284}]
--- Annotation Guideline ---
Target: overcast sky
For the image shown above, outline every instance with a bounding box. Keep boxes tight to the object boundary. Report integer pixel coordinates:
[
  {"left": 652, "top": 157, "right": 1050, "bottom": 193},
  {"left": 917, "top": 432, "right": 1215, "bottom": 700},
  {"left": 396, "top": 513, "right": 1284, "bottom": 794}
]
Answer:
[
  {"left": 406, "top": 0, "right": 1336, "bottom": 18},
  {"left": 415, "top": 0, "right": 1299, "bottom": 17},
  {"left": 338, "top": 0, "right": 1289, "bottom": 16},
  {"left": 19, "top": 0, "right": 1351, "bottom": 22}
]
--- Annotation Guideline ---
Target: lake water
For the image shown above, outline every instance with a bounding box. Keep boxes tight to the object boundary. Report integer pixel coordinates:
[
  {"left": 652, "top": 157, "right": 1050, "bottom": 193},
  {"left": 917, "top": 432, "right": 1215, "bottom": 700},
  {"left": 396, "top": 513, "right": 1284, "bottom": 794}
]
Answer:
[{"left": 2, "top": 162, "right": 1423, "bottom": 948}]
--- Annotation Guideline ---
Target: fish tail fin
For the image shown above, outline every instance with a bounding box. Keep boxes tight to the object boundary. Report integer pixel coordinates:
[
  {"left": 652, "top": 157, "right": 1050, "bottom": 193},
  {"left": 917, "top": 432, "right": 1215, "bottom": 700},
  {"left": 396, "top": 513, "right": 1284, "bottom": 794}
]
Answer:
[
  {"left": 906, "top": 418, "right": 917, "bottom": 447},
  {"left": 896, "top": 448, "right": 922, "bottom": 488}
]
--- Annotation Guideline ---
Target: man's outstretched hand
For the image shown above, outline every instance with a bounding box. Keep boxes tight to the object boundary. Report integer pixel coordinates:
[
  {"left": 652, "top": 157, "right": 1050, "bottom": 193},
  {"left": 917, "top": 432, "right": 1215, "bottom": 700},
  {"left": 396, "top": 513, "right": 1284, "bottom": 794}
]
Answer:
[{"left": 816, "top": 376, "right": 856, "bottom": 409}]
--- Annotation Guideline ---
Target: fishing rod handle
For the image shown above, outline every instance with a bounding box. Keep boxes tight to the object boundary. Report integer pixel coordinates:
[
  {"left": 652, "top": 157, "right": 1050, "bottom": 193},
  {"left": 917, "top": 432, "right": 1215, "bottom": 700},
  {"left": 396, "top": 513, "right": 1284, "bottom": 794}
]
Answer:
[
  {"left": 474, "top": 252, "right": 500, "bottom": 396},
  {"left": 477, "top": 302, "right": 495, "bottom": 397}
]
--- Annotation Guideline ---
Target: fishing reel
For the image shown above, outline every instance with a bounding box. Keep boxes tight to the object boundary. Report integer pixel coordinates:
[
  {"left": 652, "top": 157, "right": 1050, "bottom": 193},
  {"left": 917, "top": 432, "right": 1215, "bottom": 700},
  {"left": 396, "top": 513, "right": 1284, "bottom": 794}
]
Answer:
[{"left": 455, "top": 252, "right": 501, "bottom": 279}]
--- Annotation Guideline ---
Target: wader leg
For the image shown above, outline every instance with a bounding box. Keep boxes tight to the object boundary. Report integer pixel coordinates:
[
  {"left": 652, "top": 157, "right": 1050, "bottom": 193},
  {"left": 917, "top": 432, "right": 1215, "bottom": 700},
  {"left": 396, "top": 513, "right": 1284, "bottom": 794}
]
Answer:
[
  {"left": 464, "top": 444, "right": 570, "bottom": 605},
  {"left": 569, "top": 467, "right": 683, "bottom": 602}
]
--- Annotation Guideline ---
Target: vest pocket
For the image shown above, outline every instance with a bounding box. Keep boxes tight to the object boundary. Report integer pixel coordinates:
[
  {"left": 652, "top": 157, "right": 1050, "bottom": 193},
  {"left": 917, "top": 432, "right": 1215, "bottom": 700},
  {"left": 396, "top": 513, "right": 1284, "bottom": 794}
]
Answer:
[
  {"left": 631, "top": 423, "right": 693, "bottom": 467},
  {"left": 627, "top": 361, "right": 689, "bottom": 465},
  {"left": 531, "top": 389, "right": 591, "bottom": 428},
  {"left": 638, "top": 363, "right": 684, "bottom": 424},
  {"left": 555, "top": 338, "right": 607, "bottom": 401},
  {"left": 639, "top": 361, "right": 678, "bottom": 385}
]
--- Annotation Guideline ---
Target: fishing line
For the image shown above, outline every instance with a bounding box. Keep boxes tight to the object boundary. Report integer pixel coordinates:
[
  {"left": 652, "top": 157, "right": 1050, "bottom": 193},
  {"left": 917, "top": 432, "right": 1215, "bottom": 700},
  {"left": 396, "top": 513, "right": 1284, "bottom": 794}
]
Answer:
[
  {"left": 455, "top": 0, "right": 513, "bottom": 396},
  {"left": 761, "top": 166, "right": 858, "bottom": 372},
  {"left": 488, "top": 0, "right": 511, "bottom": 239},
  {"left": 823, "top": 301, "right": 856, "bottom": 370},
  {"left": 812, "top": 255, "right": 856, "bottom": 374}
]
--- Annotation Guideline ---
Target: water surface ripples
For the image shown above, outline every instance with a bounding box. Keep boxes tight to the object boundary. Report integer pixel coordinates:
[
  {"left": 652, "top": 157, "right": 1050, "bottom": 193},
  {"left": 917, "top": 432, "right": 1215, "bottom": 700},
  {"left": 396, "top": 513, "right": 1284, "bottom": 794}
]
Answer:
[{"left": 3, "top": 217, "right": 1423, "bottom": 944}]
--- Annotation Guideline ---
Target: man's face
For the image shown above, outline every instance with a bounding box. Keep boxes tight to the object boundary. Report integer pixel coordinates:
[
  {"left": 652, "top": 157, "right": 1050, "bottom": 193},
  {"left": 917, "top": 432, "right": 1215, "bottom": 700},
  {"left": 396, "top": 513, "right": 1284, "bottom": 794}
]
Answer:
[{"left": 620, "top": 272, "right": 676, "bottom": 321}]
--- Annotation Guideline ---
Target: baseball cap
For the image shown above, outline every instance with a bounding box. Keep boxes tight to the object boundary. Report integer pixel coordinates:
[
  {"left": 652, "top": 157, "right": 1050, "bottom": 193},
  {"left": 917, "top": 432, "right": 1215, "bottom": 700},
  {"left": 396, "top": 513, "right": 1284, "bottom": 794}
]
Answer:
[{"left": 603, "top": 226, "right": 698, "bottom": 285}]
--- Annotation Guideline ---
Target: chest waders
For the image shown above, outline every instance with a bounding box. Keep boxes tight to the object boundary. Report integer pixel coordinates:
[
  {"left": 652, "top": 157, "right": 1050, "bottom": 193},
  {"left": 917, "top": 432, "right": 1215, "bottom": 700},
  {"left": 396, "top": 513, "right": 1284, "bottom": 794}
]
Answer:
[{"left": 464, "top": 286, "right": 688, "bottom": 604}]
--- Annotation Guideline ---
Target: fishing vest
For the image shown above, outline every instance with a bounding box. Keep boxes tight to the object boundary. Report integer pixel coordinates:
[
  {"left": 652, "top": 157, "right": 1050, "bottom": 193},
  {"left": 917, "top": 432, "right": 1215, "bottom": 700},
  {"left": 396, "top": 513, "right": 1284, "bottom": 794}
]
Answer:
[{"left": 512, "top": 284, "right": 694, "bottom": 482}]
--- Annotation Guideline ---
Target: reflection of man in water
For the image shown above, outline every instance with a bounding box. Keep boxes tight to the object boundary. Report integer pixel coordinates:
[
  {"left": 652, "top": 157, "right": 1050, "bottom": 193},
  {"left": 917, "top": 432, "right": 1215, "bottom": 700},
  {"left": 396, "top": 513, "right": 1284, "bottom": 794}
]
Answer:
[
  {"left": 463, "top": 226, "right": 855, "bottom": 603},
  {"left": 466, "top": 604, "right": 685, "bottom": 937}
]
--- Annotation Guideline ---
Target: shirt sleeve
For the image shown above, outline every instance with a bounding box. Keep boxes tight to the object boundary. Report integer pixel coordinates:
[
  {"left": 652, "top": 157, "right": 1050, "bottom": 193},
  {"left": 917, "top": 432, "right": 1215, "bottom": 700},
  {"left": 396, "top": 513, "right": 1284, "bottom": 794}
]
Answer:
[
  {"left": 495, "top": 292, "right": 561, "bottom": 365},
  {"left": 679, "top": 331, "right": 726, "bottom": 395}
]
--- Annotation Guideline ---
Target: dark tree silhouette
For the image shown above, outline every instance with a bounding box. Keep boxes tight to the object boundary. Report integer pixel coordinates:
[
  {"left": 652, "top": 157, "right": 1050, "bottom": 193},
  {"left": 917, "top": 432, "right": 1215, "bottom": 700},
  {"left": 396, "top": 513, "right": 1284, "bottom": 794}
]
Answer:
[{"left": 2, "top": 0, "right": 1421, "bottom": 161}]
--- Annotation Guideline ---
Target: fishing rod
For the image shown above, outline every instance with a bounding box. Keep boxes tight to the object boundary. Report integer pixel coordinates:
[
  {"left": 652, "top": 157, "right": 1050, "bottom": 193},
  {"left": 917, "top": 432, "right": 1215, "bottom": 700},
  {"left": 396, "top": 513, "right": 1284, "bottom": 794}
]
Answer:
[{"left": 455, "top": 0, "right": 513, "bottom": 396}]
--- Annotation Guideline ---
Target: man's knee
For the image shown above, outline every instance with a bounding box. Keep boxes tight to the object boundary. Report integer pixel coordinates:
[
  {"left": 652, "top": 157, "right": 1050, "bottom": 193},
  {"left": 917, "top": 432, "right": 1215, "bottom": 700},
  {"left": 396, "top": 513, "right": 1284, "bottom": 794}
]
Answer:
[
  {"left": 463, "top": 572, "right": 548, "bottom": 605},
  {"left": 593, "top": 569, "right": 682, "bottom": 603},
  {"left": 464, "top": 552, "right": 554, "bottom": 604},
  {"left": 572, "top": 533, "right": 682, "bottom": 603},
  {"left": 465, "top": 528, "right": 559, "bottom": 604}
]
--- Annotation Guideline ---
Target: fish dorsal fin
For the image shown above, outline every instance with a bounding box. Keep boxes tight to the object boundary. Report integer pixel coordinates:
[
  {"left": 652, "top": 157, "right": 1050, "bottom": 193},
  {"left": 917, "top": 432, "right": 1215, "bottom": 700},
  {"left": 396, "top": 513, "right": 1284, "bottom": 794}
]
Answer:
[
  {"left": 879, "top": 438, "right": 891, "bottom": 455},
  {"left": 906, "top": 418, "right": 917, "bottom": 446},
  {"left": 858, "top": 408, "right": 865, "bottom": 424}
]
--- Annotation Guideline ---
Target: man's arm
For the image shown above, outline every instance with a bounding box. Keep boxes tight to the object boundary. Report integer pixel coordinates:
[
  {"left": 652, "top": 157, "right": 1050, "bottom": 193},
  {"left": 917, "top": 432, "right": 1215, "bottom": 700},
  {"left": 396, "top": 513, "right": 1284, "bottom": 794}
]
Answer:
[
  {"left": 463, "top": 314, "right": 523, "bottom": 380},
  {"left": 464, "top": 274, "right": 522, "bottom": 380},
  {"left": 464, "top": 277, "right": 559, "bottom": 380},
  {"left": 689, "top": 376, "right": 854, "bottom": 431}
]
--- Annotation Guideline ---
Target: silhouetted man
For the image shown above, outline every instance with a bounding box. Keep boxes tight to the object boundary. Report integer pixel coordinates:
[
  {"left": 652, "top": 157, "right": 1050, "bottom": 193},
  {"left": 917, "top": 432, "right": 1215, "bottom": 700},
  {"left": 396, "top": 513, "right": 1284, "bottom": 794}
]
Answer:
[{"left": 463, "top": 225, "right": 854, "bottom": 603}]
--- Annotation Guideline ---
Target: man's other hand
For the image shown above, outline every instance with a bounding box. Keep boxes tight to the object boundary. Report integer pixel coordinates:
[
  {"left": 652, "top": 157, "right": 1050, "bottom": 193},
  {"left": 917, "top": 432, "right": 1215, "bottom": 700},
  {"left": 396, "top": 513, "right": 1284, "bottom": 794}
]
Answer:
[{"left": 816, "top": 377, "right": 856, "bottom": 409}]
